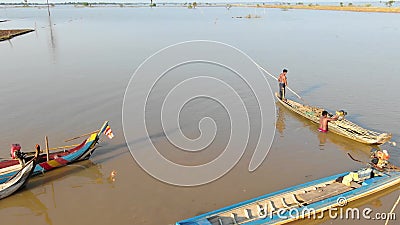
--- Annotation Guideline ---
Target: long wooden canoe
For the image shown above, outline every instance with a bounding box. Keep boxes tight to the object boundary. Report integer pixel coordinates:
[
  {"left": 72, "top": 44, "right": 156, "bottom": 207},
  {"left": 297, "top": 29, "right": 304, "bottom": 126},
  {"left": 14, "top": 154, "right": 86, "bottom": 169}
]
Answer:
[
  {"left": 274, "top": 93, "right": 391, "bottom": 145},
  {"left": 0, "top": 121, "right": 111, "bottom": 184},
  {"left": 176, "top": 167, "right": 400, "bottom": 225},
  {"left": 0, "top": 148, "right": 39, "bottom": 200}
]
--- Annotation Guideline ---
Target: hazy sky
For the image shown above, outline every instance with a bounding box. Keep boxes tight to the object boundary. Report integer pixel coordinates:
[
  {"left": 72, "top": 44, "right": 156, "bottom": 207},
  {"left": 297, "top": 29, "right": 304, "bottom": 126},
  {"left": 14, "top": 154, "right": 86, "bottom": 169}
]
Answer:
[{"left": 1, "top": 0, "right": 382, "bottom": 4}]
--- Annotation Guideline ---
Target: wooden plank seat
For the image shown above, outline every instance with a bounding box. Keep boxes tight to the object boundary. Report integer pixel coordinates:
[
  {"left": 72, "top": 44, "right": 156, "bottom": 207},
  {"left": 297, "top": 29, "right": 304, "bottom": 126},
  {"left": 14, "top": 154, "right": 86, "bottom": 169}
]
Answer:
[{"left": 296, "top": 182, "right": 353, "bottom": 204}]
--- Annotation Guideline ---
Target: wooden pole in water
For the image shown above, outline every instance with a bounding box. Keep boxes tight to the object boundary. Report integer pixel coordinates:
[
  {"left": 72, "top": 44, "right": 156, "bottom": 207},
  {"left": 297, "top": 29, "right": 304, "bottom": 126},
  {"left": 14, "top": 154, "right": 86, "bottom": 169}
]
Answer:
[
  {"left": 46, "top": 0, "right": 51, "bottom": 16},
  {"left": 45, "top": 136, "right": 50, "bottom": 161}
]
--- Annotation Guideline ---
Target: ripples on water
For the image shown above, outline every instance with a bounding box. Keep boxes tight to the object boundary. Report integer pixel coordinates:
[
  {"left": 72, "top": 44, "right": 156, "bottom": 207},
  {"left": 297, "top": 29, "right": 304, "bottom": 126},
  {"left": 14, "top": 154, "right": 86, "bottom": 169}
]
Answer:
[{"left": 0, "top": 6, "right": 399, "bottom": 225}]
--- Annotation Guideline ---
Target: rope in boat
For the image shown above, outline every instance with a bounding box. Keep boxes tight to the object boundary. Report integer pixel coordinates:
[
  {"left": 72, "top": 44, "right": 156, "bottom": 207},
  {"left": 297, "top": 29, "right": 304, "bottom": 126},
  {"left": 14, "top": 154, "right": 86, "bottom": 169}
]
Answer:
[{"left": 255, "top": 63, "right": 304, "bottom": 101}]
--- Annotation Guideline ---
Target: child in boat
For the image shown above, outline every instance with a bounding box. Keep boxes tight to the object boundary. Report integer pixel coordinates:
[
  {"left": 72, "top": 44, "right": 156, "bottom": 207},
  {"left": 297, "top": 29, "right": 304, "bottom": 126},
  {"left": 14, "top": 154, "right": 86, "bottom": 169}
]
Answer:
[
  {"left": 318, "top": 111, "right": 338, "bottom": 133},
  {"left": 278, "top": 69, "right": 288, "bottom": 100}
]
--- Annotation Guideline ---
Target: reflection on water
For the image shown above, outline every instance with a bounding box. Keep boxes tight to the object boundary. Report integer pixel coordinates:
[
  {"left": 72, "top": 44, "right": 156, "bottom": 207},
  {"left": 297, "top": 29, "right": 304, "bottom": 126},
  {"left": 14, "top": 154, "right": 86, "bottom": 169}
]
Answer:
[
  {"left": 0, "top": 160, "right": 110, "bottom": 225},
  {"left": 47, "top": 13, "right": 57, "bottom": 63},
  {"left": 7, "top": 39, "right": 13, "bottom": 47},
  {"left": 318, "top": 132, "right": 327, "bottom": 150},
  {"left": 276, "top": 104, "right": 286, "bottom": 137},
  {"left": 1, "top": 189, "right": 53, "bottom": 225}
]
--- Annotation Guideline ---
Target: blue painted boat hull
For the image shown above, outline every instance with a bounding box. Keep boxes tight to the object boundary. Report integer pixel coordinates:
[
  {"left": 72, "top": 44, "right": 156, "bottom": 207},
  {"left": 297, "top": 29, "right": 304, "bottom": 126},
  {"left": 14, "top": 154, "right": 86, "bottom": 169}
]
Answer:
[{"left": 176, "top": 168, "right": 400, "bottom": 225}]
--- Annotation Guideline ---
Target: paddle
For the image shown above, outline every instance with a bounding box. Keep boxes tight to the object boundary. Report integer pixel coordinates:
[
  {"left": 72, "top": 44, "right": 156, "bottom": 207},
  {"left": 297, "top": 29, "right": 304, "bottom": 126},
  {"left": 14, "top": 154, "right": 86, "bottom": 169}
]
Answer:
[
  {"left": 347, "top": 153, "right": 400, "bottom": 172},
  {"left": 347, "top": 153, "right": 365, "bottom": 164}
]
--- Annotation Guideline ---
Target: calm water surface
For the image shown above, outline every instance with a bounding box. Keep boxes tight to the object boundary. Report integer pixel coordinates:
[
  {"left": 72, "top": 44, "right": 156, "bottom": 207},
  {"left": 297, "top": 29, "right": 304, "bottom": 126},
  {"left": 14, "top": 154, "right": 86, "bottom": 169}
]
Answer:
[{"left": 0, "top": 6, "right": 399, "bottom": 225}]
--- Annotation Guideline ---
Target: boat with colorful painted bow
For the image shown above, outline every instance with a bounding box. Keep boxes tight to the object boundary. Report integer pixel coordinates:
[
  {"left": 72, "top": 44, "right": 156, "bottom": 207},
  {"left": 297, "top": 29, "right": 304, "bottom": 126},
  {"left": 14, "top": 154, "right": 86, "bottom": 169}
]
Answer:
[
  {"left": 275, "top": 93, "right": 391, "bottom": 145},
  {"left": 0, "top": 121, "right": 113, "bottom": 184},
  {"left": 176, "top": 166, "right": 400, "bottom": 225},
  {"left": 0, "top": 146, "right": 39, "bottom": 200}
]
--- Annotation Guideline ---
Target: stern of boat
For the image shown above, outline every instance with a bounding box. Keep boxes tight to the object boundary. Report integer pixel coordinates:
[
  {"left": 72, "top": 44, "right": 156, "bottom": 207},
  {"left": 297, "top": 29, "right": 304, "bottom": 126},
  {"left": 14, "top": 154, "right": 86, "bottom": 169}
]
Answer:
[{"left": 376, "top": 133, "right": 392, "bottom": 145}]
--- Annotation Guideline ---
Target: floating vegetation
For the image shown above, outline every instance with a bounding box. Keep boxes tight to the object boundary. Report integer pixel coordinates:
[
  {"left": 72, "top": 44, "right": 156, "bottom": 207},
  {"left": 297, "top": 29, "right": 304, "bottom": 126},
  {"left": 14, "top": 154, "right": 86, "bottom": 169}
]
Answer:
[{"left": 233, "top": 14, "right": 261, "bottom": 19}]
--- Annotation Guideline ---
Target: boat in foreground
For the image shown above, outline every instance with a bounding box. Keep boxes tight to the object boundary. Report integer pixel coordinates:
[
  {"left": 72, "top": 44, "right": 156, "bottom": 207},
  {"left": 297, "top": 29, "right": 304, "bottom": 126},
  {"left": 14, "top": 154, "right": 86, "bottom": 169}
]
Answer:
[
  {"left": 0, "top": 121, "right": 113, "bottom": 184},
  {"left": 274, "top": 93, "right": 391, "bottom": 145},
  {"left": 0, "top": 146, "right": 39, "bottom": 200},
  {"left": 176, "top": 167, "right": 400, "bottom": 225}
]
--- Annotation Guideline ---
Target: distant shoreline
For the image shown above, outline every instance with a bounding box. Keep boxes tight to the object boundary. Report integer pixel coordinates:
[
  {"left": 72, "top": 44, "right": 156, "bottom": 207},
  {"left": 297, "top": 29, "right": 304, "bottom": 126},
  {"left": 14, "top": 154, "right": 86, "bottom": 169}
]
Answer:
[
  {"left": 0, "top": 3, "right": 399, "bottom": 14},
  {"left": 237, "top": 4, "right": 400, "bottom": 13},
  {"left": 0, "top": 3, "right": 400, "bottom": 13}
]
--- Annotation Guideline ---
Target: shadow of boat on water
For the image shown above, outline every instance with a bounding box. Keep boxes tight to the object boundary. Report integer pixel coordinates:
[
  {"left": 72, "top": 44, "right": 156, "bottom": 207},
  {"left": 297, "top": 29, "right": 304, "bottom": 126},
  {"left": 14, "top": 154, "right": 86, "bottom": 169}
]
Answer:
[
  {"left": 0, "top": 188, "right": 53, "bottom": 225},
  {"left": 26, "top": 141, "right": 130, "bottom": 188},
  {"left": 0, "top": 140, "right": 129, "bottom": 224},
  {"left": 0, "top": 160, "right": 107, "bottom": 225}
]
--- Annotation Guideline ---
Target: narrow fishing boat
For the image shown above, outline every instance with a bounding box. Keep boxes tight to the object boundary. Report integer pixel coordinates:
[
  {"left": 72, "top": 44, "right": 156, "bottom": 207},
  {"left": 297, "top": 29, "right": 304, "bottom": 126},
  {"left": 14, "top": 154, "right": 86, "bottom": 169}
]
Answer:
[
  {"left": 176, "top": 166, "right": 400, "bottom": 225},
  {"left": 275, "top": 93, "right": 391, "bottom": 145},
  {"left": 0, "top": 146, "right": 39, "bottom": 200},
  {"left": 0, "top": 121, "right": 114, "bottom": 184}
]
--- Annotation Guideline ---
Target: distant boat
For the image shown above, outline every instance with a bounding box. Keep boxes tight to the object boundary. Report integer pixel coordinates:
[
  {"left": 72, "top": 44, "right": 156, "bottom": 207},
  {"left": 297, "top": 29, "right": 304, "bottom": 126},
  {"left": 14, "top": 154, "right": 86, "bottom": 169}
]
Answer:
[
  {"left": 0, "top": 147, "right": 39, "bottom": 200},
  {"left": 176, "top": 167, "right": 400, "bottom": 225},
  {"left": 274, "top": 93, "right": 391, "bottom": 145},
  {"left": 0, "top": 121, "right": 113, "bottom": 184}
]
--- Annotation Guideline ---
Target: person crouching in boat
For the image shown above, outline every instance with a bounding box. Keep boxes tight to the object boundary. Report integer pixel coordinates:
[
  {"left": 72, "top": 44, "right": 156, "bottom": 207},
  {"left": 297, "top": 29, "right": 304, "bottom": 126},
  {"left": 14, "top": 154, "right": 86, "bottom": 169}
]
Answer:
[
  {"left": 370, "top": 149, "right": 390, "bottom": 169},
  {"left": 318, "top": 111, "right": 338, "bottom": 133}
]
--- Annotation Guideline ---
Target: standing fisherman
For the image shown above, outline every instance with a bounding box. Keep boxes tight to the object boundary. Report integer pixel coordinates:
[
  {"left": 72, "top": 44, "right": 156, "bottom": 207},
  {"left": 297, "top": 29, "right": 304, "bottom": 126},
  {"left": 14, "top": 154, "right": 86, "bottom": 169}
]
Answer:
[{"left": 278, "top": 69, "right": 288, "bottom": 101}]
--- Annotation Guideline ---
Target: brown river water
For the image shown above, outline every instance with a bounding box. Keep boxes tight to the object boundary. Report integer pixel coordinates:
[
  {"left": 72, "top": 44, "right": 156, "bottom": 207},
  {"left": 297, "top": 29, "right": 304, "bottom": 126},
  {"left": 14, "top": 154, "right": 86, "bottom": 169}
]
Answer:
[{"left": 0, "top": 5, "right": 399, "bottom": 225}]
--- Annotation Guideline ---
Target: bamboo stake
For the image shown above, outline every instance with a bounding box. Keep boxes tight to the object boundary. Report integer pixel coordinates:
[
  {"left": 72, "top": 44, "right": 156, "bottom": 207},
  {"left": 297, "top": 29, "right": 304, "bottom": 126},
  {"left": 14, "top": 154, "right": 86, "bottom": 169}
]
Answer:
[
  {"left": 45, "top": 136, "right": 50, "bottom": 161},
  {"left": 64, "top": 130, "right": 99, "bottom": 142},
  {"left": 46, "top": 0, "right": 50, "bottom": 16}
]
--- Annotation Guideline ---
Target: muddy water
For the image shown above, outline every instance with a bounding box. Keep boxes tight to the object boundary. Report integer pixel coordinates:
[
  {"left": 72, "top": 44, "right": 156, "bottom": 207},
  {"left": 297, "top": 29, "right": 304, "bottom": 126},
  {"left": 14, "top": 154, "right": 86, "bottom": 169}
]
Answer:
[{"left": 0, "top": 6, "right": 399, "bottom": 225}]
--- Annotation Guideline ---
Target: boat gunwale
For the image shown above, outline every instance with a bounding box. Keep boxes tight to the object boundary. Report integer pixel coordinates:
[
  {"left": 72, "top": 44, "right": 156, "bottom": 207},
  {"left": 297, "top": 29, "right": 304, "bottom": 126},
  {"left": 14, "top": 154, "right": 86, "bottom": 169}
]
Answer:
[
  {"left": 175, "top": 172, "right": 348, "bottom": 225},
  {"left": 246, "top": 171, "right": 400, "bottom": 225},
  {"left": 176, "top": 170, "right": 400, "bottom": 225}
]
